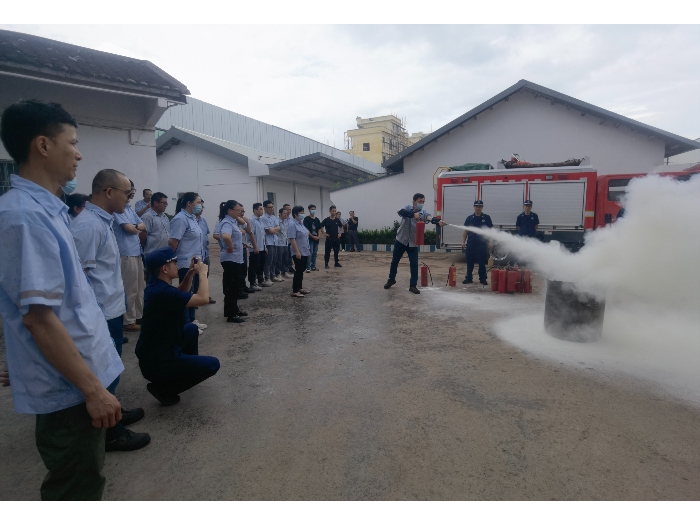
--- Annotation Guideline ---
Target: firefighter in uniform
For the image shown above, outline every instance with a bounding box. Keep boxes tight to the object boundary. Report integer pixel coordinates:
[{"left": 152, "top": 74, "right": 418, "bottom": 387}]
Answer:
[
  {"left": 461, "top": 200, "right": 493, "bottom": 285},
  {"left": 515, "top": 199, "right": 539, "bottom": 237}
]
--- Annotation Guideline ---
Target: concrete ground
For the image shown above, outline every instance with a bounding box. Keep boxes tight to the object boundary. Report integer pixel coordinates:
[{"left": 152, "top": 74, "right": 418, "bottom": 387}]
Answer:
[{"left": 1, "top": 247, "right": 699, "bottom": 500}]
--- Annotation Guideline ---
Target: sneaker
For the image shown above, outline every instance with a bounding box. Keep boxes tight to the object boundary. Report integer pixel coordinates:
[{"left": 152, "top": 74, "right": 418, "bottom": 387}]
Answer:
[
  {"left": 261, "top": 280, "right": 273, "bottom": 287},
  {"left": 105, "top": 427, "right": 151, "bottom": 452},
  {"left": 236, "top": 311, "right": 248, "bottom": 317},
  {"left": 147, "top": 383, "right": 180, "bottom": 406},
  {"left": 479, "top": 280, "right": 488, "bottom": 286},
  {"left": 311, "top": 268, "right": 319, "bottom": 271},
  {"left": 384, "top": 279, "right": 396, "bottom": 289},
  {"left": 123, "top": 323, "right": 141, "bottom": 332},
  {"left": 462, "top": 279, "right": 473, "bottom": 285},
  {"left": 281, "top": 272, "right": 289, "bottom": 278},
  {"left": 245, "top": 287, "right": 256, "bottom": 293},
  {"left": 334, "top": 263, "right": 343, "bottom": 267},
  {"left": 272, "top": 276, "right": 284, "bottom": 282},
  {"left": 305, "top": 269, "right": 311, "bottom": 273},
  {"left": 192, "top": 320, "right": 207, "bottom": 329},
  {"left": 409, "top": 286, "right": 421, "bottom": 294},
  {"left": 325, "top": 265, "right": 329, "bottom": 269},
  {"left": 291, "top": 292, "right": 305, "bottom": 298},
  {"left": 198, "top": 329, "right": 204, "bottom": 335},
  {"left": 120, "top": 407, "right": 145, "bottom": 426},
  {"left": 227, "top": 316, "right": 245, "bottom": 323},
  {"left": 299, "top": 289, "right": 311, "bottom": 294},
  {"left": 251, "top": 283, "right": 262, "bottom": 291}
]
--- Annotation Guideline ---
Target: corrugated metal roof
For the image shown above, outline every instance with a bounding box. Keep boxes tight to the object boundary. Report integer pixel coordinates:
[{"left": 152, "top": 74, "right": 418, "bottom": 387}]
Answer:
[
  {"left": 382, "top": 79, "right": 700, "bottom": 172},
  {"left": 157, "top": 97, "right": 384, "bottom": 174}
]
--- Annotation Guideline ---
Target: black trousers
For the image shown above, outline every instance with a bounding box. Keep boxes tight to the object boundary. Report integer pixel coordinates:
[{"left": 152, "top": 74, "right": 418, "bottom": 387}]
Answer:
[
  {"left": 248, "top": 251, "right": 261, "bottom": 285},
  {"left": 466, "top": 246, "right": 489, "bottom": 282},
  {"left": 35, "top": 403, "right": 106, "bottom": 500},
  {"left": 221, "top": 261, "right": 244, "bottom": 317},
  {"left": 292, "top": 255, "right": 308, "bottom": 292},
  {"left": 324, "top": 238, "right": 340, "bottom": 265},
  {"left": 239, "top": 248, "right": 249, "bottom": 290}
]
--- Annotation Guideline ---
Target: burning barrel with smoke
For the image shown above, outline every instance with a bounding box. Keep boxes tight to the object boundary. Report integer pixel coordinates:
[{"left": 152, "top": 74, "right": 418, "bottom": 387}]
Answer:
[{"left": 544, "top": 280, "right": 605, "bottom": 342}]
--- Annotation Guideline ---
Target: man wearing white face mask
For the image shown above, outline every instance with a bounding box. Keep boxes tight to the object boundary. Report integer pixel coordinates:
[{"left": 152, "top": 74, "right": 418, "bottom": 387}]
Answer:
[{"left": 384, "top": 193, "right": 445, "bottom": 294}]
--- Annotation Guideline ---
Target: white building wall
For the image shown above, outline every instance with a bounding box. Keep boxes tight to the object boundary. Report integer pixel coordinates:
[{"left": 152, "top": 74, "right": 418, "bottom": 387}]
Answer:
[
  {"left": 262, "top": 179, "right": 295, "bottom": 213},
  {"left": 157, "top": 142, "right": 258, "bottom": 230},
  {"left": 332, "top": 90, "right": 668, "bottom": 230},
  {"left": 0, "top": 125, "right": 158, "bottom": 197}
]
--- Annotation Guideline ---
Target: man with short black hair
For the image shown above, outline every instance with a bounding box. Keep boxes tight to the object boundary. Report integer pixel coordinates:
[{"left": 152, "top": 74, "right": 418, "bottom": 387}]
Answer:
[
  {"left": 0, "top": 100, "right": 122, "bottom": 500},
  {"left": 250, "top": 203, "right": 267, "bottom": 287},
  {"left": 261, "top": 200, "right": 281, "bottom": 285},
  {"left": 347, "top": 210, "right": 360, "bottom": 251},
  {"left": 384, "top": 193, "right": 444, "bottom": 294},
  {"left": 303, "top": 204, "right": 322, "bottom": 272},
  {"left": 135, "top": 188, "right": 153, "bottom": 217},
  {"left": 142, "top": 191, "right": 170, "bottom": 257},
  {"left": 515, "top": 200, "right": 539, "bottom": 238},
  {"left": 136, "top": 247, "right": 220, "bottom": 406},
  {"left": 320, "top": 205, "right": 342, "bottom": 269}
]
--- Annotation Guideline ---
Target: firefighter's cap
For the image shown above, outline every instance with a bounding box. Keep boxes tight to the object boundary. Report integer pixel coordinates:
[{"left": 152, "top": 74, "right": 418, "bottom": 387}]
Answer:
[
  {"left": 473, "top": 200, "right": 484, "bottom": 206},
  {"left": 524, "top": 200, "right": 533, "bottom": 206}
]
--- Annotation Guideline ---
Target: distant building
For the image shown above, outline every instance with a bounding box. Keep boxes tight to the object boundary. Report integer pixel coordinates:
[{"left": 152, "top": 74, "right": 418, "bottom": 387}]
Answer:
[
  {"left": 666, "top": 138, "right": 700, "bottom": 165},
  {"left": 332, "top": 79, "right": 699, "bottom": 230},
  {"left": 0, "top": 29, "right": 188, "bottom": 196},
  {"left": 344, "top": 115, "right": 415, "bottom": 165},
  {"left": 408, "top": 131, "right": 429, "bottom": 145}
]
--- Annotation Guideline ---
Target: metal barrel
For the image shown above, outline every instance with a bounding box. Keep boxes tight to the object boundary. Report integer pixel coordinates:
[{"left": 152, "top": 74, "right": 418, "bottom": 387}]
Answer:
[{"left": 544, "top": 280, "right": 605, "bottom": 342}]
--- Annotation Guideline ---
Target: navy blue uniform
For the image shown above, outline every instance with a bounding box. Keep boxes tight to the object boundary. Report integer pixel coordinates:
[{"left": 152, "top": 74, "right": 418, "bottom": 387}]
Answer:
[
  {"left": 464, "top": 213, "right": 493, "bottom": 283},
  {"left": 515, "top": 211, "right": 539, "bottom": 237}
]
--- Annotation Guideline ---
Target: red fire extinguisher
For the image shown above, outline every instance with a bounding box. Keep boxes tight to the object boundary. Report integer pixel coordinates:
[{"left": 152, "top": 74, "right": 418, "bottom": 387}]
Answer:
[
  {"left": 448, "top": 264, "right": 456, "bottom": 287},
  {"left": 415, "top": 220, "right": 425, "bottom": 246},
  {"left": 523, "top": 270, "right": 532, "bottom": 293},
  {"left": 515, "top": 268, "right": 523, "bottom": 293},
  {"left": 506, "top": 270, "right": 518, "bottom": 294},
  {"left": 498, "top": 269, "right": 507, "bottom": 293},
  {"left": 491, "top": 269, "right": 500, "bottom": 292},
  {"left": 420, "top": 265, "right": 428, "bottom": 287}
]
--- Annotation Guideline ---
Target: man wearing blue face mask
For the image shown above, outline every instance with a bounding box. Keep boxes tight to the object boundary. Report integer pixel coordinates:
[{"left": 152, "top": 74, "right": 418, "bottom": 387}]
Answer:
[{"left": 385, "top": 193, "right": 445, "bottom": 294}]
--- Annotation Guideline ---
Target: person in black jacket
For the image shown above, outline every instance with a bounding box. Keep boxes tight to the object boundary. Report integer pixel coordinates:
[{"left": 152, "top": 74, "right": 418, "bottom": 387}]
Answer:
[
  {"left": 320, "top": 205, "right": 343, "bottom": 269},
  {"left": 347, "top": 211, "right": 360, "bottom": 251},
  {"left": 303, "top": 204, "right": 322, "bottom": 272}
]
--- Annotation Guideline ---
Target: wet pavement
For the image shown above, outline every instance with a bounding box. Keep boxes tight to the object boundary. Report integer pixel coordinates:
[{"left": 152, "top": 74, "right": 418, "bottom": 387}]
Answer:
[{"left": 1, "top": 248, "right": 699, "bottom": 500}]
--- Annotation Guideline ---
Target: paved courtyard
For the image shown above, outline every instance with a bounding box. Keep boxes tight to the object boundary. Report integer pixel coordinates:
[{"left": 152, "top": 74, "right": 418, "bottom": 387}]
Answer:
[{"left": 1, "top": 249, "right": 699, "bottom": 500}]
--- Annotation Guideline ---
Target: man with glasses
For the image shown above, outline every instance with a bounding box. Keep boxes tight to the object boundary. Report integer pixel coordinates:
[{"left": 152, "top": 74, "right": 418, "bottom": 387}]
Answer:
[
  {"left": 113, "top": 180, "right": 146, "bottom": 332},
  {"left": 70, "top": 169, "right": 151, "bottom": 453}
]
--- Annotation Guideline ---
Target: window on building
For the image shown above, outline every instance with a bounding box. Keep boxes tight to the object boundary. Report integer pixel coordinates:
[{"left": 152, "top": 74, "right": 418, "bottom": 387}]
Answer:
[
  {"left": 0, "top": 160, "right": 18, "bottom": 197},
  {"left": 363, "top": 143, "right": 370, "bottom": 151}
]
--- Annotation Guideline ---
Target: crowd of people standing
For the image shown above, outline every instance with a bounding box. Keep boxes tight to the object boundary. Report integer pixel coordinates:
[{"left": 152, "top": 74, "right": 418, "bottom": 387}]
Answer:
[{"left": 0, "top": 100, "right": 359, "bottom": 500}]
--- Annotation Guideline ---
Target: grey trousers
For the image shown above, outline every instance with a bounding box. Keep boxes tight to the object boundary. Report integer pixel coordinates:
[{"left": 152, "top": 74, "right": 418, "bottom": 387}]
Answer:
[{"left": 263, "top": 245, "right": 279, "bottom": 280}]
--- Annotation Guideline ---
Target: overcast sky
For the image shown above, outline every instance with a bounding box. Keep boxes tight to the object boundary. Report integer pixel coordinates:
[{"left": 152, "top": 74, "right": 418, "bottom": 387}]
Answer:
[{"left": 3, "top": 25, "right": 700, "bottom": 150}]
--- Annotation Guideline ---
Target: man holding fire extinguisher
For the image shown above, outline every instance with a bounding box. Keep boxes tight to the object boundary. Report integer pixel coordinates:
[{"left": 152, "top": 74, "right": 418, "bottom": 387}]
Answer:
[
  {"left": 384, "top": 193, "right": 445, "bottom": 294},
  {"left": 462, "top": 200, "right": 493, "bottom": 286}
]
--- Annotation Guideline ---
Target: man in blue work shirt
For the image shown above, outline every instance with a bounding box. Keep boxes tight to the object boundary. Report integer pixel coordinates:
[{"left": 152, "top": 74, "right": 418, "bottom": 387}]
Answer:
[
  {"left": 137, "top": 247, "right": 220, "bottom": 406},
  {"left": 0, "top": 100, "right": 122, "bottom": 500},
  {"left": 261, "top": 200, "right": 281, "bottom": 285},
  {"left": 384, "top": 193, "right": 444, "bottom": 294},
  {"left": 515, "top": 199, "right": 539, "bottom": 238},
  {"left": 113, "top": 180, "right": 146, "bottom": 331},
  {"left": 134, "top": 188, "right": 152, "bottom": 217},
  {"left": 461, "top": 200, "right": 493, "bottom": 286},
  {"left": 70, "top": 168, "right": 151, "bottom": 453}
]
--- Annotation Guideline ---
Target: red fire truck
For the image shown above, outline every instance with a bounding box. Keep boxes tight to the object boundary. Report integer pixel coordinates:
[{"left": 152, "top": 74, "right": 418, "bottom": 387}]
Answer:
[{"left": 435, "top": 162, "right": 699, "bottom": 251}]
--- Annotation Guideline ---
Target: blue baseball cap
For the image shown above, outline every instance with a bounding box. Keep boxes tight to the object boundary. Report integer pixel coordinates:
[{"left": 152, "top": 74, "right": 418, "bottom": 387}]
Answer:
[
  {"left": 473, "top": 200, "right": 484, "bottom": 206},
  {"left": 146, "top": 246, "right": 177, "bottom": 275},
  {"left": 524, "top": 200, "right": 533, "bottom": 206}
]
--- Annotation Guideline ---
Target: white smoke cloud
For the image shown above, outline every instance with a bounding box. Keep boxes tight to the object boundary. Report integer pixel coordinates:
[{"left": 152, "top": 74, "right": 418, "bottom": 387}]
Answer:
[{"left": 447, "top": 174, "right": 700, "bottom": 404}]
